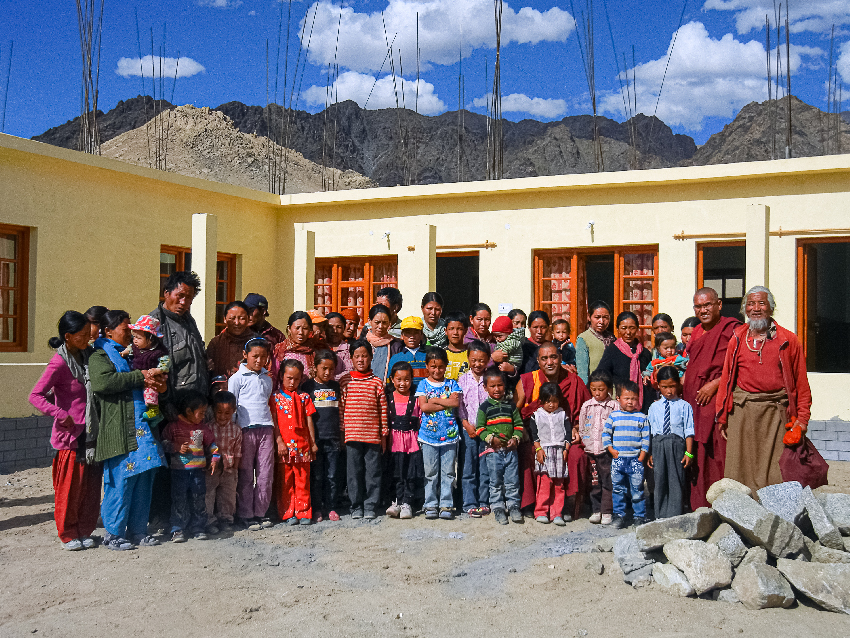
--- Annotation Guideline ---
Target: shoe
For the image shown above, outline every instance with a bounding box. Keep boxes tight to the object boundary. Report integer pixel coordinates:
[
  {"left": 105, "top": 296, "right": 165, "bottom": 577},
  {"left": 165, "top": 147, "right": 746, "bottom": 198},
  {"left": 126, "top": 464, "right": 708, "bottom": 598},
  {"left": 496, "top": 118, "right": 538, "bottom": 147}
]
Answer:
[
  {"left": 479, "top": 506, "right": 491, "bottom": 515},
  {"left": 601, "top": 514, "right": 613, "bottom": 526},
  {"left": 386, "top": 501, "right": 402, "bottom": 518},
  {"left": 193, "top": 532, "right": 208, "bottom": 541},
  {"left": 509, "top": 507, "right": 524, "bottom": 524},
  {"left": 81, "top": 536, "right": 97, "bottom": 549},
  {"left": 134, "top": 535, "right": 161, "bottom": 547},
  {"left": 219, "top": 521, "right": 235, "bottom": 533},
  {"left": 633, "top": 517, "right": 647, "bottom": 527},
  {"left": 299, "top": 517, "right": 312, "bottom": 525},
  {"left": 562, "top": 512, "right": 573, "bottom": 523},
  {"left": 535, "top": 515, "right": 550, "bottom": 524},
  {"left": 399, "top": 503, "right": 413, "bottom": 519},
  {"left": 206, "top": 525, "right": 220, "bottom": 535},
  {"left": 247, "top": 518, "right": 262, "bottom": 531},
  {"left": 494, "top": 509, "right": 509, "bottom": 525},
  {"left": 589, "top": 512, "right": 602, "bottom": 524},
  {"left": 171, "top": 530, "right": 187, "bottom": 543},
  {"left": 439, "top": 508, "right": 454, "bottom": 520},
  {"left": 425, "top": 508, "right": 439, "bottom": 520},
  {"left": 552, "top": 516, "right": 566, "bottom": 526},
  {"left": 62, "top": 539, "right": 84, "bottom": 551},
  {"left": 314, "top": 513, "right": 324, "bottom": 523},
  {"left": 363, "top": 510, "right": 377, "bottom": 520},
  {"left": 610, "top": 516, "right": 625, "bottom": 530},
  {"left": 260, "top": 518, "right": 274, "bottom": 529},
  {"left": 521, "top": 508, "right": 534, "bottom": 518},
  {"left": 104, "top": 533, "right": 135, "bottom": 551},
  {"left": 328, "top": 510, "right": 341, "bottom": 521},
  {"left": 351, "top": 508, "right": 364, "bottom": 520},
  {"left": 287, "top": 517, "right": 300, "bottom": 526},
  {"left": 466, "top": 507, "right": 483, "bottom": 518}
]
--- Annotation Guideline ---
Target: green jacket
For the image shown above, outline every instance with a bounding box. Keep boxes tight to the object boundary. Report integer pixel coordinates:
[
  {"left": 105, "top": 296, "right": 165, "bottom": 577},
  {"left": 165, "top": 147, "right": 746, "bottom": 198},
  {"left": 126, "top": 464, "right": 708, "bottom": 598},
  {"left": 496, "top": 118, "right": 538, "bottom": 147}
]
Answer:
[
  {"left": 89, "top": 348, "right": 145, "bottom": 462},
  {"left": 475, "top": 397, "right": 524, "bottom": 444}
]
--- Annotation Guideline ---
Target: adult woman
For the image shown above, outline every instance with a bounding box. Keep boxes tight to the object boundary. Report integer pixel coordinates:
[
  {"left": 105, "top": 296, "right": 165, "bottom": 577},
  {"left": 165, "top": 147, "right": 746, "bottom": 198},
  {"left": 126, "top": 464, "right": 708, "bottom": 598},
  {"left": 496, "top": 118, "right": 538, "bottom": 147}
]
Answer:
[
  {"left": 421, "top": 292, "right": 447, "bottom": 348},
  {"left": 464, "top": 303, "right": 494, "bottom": 345},
  {"left": 273, "top": 311, "right": 317, "bottom": 386},
  {"left": 508, "top": 309, "right": 527, "bottom": 332},
  {"left": 575, "top": 301, "right": 614, "bottom": 384},
  {"left": 519, "top": 310, "right": 551, "bottom": 375},
  {"left": 206, "top": 300, "right": 258, "bottom": 381},
  {"left": 85, "top": 305, "right": 109, "bottom": 344},
  {"left": 364, "top": 304, "right": 403, "bottom": 381},
  {"left": 651, "top": 313, "right": 675, "bottom": 354},
  {"left": 29, "top": 311, "right": 103, "bottom": 550},
  {"left": 341, "top": 309, "right": 360, "bottom": 341},
  {"left": 325, "top": 311, "right": 352, "bottom": 379},
  {"left": 90, "top": 310, "right": 167, "bottom": 550},
  {"left": 595, "top": 311, "right": 654, "bottom": 412}
]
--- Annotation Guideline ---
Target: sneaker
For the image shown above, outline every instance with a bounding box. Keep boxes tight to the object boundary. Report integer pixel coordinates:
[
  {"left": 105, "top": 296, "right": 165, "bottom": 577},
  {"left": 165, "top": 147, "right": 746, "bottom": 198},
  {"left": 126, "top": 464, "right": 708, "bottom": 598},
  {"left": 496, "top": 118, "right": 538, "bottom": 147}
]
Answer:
[
  {"left": 424, "top": 508, "right": 439, "bottom": 520},
  {"left": 439, "top": 508, "right": 454, "bottom": 520},
  {"left": 552, "top": 516, "right": 566, "bottom": 526},
  {"left": 633, "top": 517, "right": 647, "bottom": 527},
  {"left": 247, "top": 518, "right": 262, "bottom": 531},
  {"left": 562, "top": 512, "right": 573, "bottom": 523},
  {"left": 509, "top": 507, "right": 524, "bottom": 524},
  {"left": 351, "top": 508, "right": 364, "bottom": 520},
  {"left": 535, "top": 515, "right": 550, "bottom": 524},
  {"left": 103, "top": 533, "right": 135, "bottom": 551},
  {"left": 62, "top": 539, "right": 84, "bottom": 551},
  {"left": 81, "top": 536, "right": 97, "bottom": 549},
  {"left": 494, "top": 509, "right": 509, "bottom": 525},
  {"left": 363, "top": 510, "right": 377, "bottom": 520},
  {"left": 466, "top": 507, "right": 483, "bottom": 518},
  {"left": 328, "top": 510, "right": 341, "bottom": 522},
  {"left": 600, "top": 514, "right": 613, "bottom": 526},
  {"left": 610, "top": 515, "right": 625, "bottom": 530},
  {"left": 260, "top": 518, "right": 274, "bottom": 529},
  {"left": 171, "top": 531, "right": 187, "bottom": 543},
  {"left": 134, "top": 535, "right": 161, "bottom": 547},
  {"left": 386, "top": 501, "right": 402, "bottom": 518},
  {"left": 287, "top": 517, "right": 300, "bottom": 526},
  {"left": 206, "top": 525, "right": 220, "bottom": 535},
  {"left": 193, "top": 532, "right": 208, "bottom": 541},
  {"left": 299, "top": 517, "right": 312, "bottom": 525},
  {"left": 588, "top": 512, "right": 602, "bottom": 524},
  {"left": 479, "top": 506, "right": 491, "bottom": 515},
  {"left": 399, "top": 503, "right": 413, "bottom": 519}
]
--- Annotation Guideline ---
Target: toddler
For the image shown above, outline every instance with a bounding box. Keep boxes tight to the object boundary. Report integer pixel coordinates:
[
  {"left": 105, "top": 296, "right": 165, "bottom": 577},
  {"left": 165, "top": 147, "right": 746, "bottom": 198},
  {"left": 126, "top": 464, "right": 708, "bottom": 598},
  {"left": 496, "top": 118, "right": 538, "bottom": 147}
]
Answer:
[
  {"left": 416, "top": 347, "right": 463, "bottom": 520},
  {"left": 228, "top": 337, "right": 275, "bottom": 531},
  {"left": 529, "top": 382, "right": 570, "bottom": 526},
  {"left": 578, "top": 370, "right": 618, "bottom": 525},
  {"left": 490, "top": 315, "right": 523, "bottom": 371},
  {"left": 205, "top": 390, "right": 242, "bottom": 534},
  {"left": 475, "top": 368, "right": 524, "bottom": 525},
  {"left": 388, "top": 316, "right": 428, "bottom": 391},
  {"left": 272, "top": 359, "right": 318, "bottom": 525},
  {"left": 457, "top": 340, "right": 492, "bottom": 517},
  {"left": 643, "top": 332, "right": 688, "bottom": 388},
  {"left": 648, "top": 367, "right": 694, "bottom": 519},
  {"left": 443, "top": 311, "right": 470, "bottom": 380},
  {"left": 162, "top": 390, "right": 220, "bottom": 542},
  {"left": 385, "top": 362, "right": 424, "bottom": 519},
  {"left": 303, "top": 350, "right": 342, "bottom": 521},
  {"left": 602, "top": 380, "right": 650, "bottom": 529},
  {"left": 127, "top": 315, "right": 170, "bottom": 421},
  {"left": 551, "top": 318, "right": 577, "bottom": 367}
]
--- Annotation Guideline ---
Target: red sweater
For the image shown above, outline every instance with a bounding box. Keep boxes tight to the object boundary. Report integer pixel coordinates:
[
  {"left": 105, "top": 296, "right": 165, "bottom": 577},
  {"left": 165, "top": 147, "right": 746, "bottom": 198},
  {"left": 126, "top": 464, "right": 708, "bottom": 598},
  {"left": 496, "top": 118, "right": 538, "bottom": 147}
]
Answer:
[{"left": 339, "top": 371, "right": 388, "bottom": 444}]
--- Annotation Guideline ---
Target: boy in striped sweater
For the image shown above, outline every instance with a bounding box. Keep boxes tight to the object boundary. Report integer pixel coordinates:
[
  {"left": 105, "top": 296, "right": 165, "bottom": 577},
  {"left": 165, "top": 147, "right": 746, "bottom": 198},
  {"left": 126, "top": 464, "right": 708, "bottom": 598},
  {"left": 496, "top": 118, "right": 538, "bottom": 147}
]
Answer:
[
  {"left": 339, "top": 339, "right": 389, "bottom": 520},
  {"left": 602, "top": 380, "right": 650, "bottom": 529}
]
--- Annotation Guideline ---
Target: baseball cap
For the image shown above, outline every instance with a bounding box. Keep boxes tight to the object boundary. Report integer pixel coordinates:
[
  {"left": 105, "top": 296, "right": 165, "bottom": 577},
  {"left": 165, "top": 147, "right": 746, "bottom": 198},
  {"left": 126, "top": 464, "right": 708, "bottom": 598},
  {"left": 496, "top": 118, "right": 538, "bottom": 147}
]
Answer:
[
  {"left": 243, "top": 293, "right": 269, "bottom": 316},
  {"left": 400, "top": 316, "right": 424, "bottom": 331}
]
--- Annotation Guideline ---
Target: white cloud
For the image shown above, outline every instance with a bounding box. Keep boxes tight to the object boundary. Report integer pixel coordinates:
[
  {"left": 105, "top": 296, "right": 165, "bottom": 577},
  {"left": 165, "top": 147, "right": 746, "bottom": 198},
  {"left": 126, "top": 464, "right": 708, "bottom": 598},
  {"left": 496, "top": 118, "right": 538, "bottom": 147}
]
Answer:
[
  {"left": 196, "top": 0, "right": 242, "bottom": 7},
  {"left": 302, "top": 70, "right": 447, "bottom": 114},
  {"left": 599, "top": 22, "right": 822, "bottom": 130},
  {"left": 838, "top": 40, "right": 850, "bottom": 85},
  {"left": 472, "top": 93, "right": 567, "bottom": 118},
  {"left": 116, "top": 55, "right": 206, "bottom": 79},
  {"left": 303, "top": 0, "right": 574, "bottom": 74},
  {"left": 703, "top": 0, "right": 850, "bottom": 34}
]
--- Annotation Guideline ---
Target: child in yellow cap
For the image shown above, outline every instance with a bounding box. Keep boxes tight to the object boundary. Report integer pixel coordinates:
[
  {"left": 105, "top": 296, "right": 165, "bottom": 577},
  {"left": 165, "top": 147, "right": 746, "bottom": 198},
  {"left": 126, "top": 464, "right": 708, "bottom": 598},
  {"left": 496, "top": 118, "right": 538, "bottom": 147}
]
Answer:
[{"left": 388, "top": 316, "right": 428, "bottom": 392}]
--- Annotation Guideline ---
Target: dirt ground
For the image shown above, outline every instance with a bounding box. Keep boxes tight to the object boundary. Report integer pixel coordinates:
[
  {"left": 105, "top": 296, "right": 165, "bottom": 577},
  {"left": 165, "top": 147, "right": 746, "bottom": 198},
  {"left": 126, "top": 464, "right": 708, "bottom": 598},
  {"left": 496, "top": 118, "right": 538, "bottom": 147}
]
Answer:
[{"left": 2, "top": 464, "right": 850, "bottom": 638}]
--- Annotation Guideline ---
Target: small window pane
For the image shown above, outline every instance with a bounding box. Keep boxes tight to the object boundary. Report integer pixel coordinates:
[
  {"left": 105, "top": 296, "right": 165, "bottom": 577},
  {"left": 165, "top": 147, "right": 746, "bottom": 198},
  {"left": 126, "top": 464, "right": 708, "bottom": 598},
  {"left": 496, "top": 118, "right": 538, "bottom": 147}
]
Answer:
[
  {"left": 217, "top": 260, "right": 228, "bottom": 280},
  {"left": 703, "top": 278, "right": 723, "bottom": 293},
  {"left": 726, "top": 278, "right": 744, "bottom": 298},
  {"left": 0, "top": 234, "right": 17, "bottom": 260},
  {"left": 216, "top": 282, "right": 227, "bottom": 303},
  {"left": 0, "top": 316, "right": 14, "bottom": 342},
  {"left": 184, "top": 254, "right": 192, "bottom": 272}
]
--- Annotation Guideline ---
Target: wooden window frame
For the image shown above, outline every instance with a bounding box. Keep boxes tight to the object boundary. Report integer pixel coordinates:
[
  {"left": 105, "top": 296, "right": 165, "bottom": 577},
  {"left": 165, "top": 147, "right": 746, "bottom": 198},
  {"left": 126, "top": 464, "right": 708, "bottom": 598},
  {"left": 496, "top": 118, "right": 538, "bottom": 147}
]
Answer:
[
  {"left": 215, "top": 252, "right": 238, "bottom": 335},
  {"left": 697, "top": 240, "right": 746, "bottom": 289},
  {"left": 314, "top": 257, "right": 399, "bottom": 321},
  {"left": 160, "top": 245, "right": 191, "bottom": 298},
  {"left": 0, "top": 223, "right": 30, "bottom": 352}
]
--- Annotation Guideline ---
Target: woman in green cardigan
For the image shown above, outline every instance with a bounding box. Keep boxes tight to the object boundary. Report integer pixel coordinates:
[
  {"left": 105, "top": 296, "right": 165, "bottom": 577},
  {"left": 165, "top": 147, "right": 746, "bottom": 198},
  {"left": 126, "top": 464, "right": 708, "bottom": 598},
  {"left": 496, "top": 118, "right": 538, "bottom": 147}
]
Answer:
[
  {"left": 90, "top": 310, "right": 167, "bottom": 550},
  {"left": 575, "top": 301, "right": 614, "bottom": 385}
]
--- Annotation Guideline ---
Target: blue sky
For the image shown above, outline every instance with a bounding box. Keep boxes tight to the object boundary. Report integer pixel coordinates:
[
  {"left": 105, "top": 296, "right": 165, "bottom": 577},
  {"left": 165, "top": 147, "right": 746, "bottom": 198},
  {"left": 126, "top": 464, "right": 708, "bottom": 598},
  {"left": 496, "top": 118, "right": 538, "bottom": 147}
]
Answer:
[{"left": 0, "top": 0, "right": 848, "bottom": 145}]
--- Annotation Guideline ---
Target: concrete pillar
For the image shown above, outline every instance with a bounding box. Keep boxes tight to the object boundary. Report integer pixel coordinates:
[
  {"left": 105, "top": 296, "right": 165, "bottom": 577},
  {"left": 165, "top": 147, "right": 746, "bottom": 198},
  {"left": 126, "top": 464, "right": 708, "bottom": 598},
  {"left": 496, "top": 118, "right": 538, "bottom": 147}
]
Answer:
[
  {"left": 293, "top": 228, "right": 316, "bottom": 311},
  {"left": 191, "top": 213, "right": 218, "bottom": 342},
  {"left": 398, "top": 225, "right": 436, "bottom": 310},
  {"left": 745, "top": 204, "right": 770, "bottom": 291}
]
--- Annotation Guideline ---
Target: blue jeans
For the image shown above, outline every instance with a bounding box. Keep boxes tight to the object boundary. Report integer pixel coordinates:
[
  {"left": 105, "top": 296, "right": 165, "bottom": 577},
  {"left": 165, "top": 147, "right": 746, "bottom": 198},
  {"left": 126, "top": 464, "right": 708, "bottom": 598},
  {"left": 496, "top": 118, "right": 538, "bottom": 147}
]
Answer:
[
  {"left": 459, "top": 429, "right": 490, "bottom": 511},
  {"left": 170, "top": 468, "right": 207, "bottom": 534},
  {"left": 611, "top": 455, "right": 646, "bottom": 518},
  {"left": 421, "top": 442, "right": 457, "bottom": 510},
  {"left": 101, "top": 459, "right": 155, "bottom": 540},
  {"left": 486, "top": 448, "right": 520, "bottom": 511}
]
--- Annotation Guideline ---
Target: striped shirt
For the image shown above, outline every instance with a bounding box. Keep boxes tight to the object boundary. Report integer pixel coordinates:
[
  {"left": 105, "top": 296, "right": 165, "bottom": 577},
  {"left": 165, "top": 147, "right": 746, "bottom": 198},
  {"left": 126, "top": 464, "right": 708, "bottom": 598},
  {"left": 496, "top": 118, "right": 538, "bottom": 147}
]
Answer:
[
  {"left": 602, "top": 409, "right": 650, "bottom": 458},
  {"left": 475, "top": 397, "right": 524, "bottom": 444},
  {"left": 162, "top": 419, "right": 221, "bottom": 470},
  {"left": 339, "top": 371, "right": 388, "bottom": 445}
]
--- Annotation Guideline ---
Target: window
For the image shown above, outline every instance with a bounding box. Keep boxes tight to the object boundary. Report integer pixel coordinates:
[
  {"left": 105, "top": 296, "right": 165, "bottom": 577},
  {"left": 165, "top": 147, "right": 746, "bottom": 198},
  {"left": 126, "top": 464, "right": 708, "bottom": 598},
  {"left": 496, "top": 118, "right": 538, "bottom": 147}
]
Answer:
[
  {"left": 314, "top": 257, "right": 399, "bottom": 323},
  {"left": 0, "top": 224, "right": 29, "bottom": 352},
  {"left": 797, "top": 238, "right": 850, "bottom": 373},
  {"left": 160, "top": 245, "right": 191, "bottom": 297},
  {"left": 698, "top": 242, "right": 746, "bottom": 319},
  {"left": 534, "top": 246, "right": 658, "bottom": 346}
]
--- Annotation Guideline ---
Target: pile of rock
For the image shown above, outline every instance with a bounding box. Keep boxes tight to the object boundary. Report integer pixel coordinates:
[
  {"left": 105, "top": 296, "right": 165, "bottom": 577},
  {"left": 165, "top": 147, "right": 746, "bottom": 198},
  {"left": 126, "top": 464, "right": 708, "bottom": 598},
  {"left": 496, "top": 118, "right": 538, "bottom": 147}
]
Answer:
[{"left": 603, "top": 479, "right": 850, "bottom": 613}]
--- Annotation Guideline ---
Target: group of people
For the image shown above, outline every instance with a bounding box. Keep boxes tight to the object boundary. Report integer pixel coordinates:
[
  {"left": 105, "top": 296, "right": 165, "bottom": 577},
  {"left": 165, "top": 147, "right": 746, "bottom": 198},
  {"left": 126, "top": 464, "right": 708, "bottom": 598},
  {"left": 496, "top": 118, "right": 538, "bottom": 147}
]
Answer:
[{"left": 30, "top": 269, "right": 815, "bottom": 550}]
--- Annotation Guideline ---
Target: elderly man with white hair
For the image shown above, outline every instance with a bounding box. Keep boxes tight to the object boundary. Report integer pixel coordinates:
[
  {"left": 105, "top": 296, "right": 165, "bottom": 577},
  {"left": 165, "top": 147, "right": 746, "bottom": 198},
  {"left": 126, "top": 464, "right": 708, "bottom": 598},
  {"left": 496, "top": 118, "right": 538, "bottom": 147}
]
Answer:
[{"left": 714, "top": 286, "right": 812, "bottom": 493}]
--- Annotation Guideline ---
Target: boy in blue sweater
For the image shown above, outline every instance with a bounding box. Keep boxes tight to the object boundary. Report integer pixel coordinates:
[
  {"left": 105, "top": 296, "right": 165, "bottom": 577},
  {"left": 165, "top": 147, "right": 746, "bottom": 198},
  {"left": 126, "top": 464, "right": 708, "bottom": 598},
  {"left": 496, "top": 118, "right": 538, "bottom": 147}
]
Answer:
[{"left": 602, "top": 380, "right": 650, "bottom": 529}]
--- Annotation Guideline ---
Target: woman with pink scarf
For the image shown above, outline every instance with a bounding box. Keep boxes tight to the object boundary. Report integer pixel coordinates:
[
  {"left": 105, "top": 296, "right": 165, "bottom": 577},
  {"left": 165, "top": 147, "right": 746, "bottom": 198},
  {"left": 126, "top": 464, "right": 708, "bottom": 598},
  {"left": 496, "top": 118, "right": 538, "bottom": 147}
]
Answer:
[{"left": 594, "top": 310, "right": 655, "bottom": 412}]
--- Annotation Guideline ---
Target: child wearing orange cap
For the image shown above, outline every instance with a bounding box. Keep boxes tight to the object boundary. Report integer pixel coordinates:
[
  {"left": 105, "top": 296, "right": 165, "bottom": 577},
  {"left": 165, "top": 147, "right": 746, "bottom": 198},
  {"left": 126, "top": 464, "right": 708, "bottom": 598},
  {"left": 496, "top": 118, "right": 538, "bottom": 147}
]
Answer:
[{"left": 490, "top": 315, "right": 524, "bottom": 373}]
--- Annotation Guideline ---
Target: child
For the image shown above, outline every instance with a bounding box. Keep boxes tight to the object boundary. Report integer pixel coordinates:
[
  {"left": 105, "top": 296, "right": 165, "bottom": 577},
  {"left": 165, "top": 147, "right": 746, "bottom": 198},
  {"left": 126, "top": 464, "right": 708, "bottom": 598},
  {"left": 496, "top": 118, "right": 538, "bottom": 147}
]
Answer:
[
  {"left": 385, "top": 362, "right": 424, "bottom": 519},
  {"left": 228, "top": 337, "right": 275, "bottom": 531},
  {"left": 475, "top": 368, "right": 524, "bottom": 525},
  {"left": 205, "top": 391, "right": 242, "bottom": 534},
  {"left": 457, "top": 340, "right": 492, "bottom": 517},
  {"left": 551, "top": 318, "right": 577, "bottom": 367},
  {"left": 272, "top": 359, "right": 318, "bottom": 525},
  {"left": 162, "top": 390, "right": 220, "bottom": 542},
  {"left": 127, "top": 315, "right": 170, "bottom": 421},
  {"left": 578, "top": 370, "right": 618, "bottom": 525},
  {"left": 444, "top": 311, "right": 470, "bottom": 381},
  {"left": 303, "top": 350, "right": 343, "bottom": 521},
  {"left": 340, "top": 339, "right": 388, "bottom": 520},
  {"left": 490, "top": 315, "right": 523, "bottom": 371},
  {"left": 388, "top": 316, "right": 428, "bottom": 391},
  {"left": 647, "top": 367, "right": 694, "bottom": 519},
  {"left": 602, "top": 380, "right": 650, "bottom": 529},
  {"left": 643, "top": 332, "right": 689, "bottom": 388},
  {"left": 529, "top": 382, "right": 570, "bottom": 526},
  {"left": 416, "top": 347, "right": 463, "bottom": 520}
]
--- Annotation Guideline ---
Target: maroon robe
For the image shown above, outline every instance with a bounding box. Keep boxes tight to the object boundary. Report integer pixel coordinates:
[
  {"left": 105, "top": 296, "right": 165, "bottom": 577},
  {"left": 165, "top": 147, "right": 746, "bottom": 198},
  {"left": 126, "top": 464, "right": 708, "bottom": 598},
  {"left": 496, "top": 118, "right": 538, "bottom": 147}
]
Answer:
[{"left": 683, "top": 316, "right": 741, "bottom": 509}]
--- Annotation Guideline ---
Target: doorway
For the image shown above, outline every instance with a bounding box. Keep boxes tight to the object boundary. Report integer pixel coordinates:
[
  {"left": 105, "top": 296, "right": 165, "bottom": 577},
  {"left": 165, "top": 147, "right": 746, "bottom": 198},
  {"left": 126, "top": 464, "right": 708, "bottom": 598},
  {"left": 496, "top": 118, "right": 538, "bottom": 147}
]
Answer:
[
  {"left": 584, "top": 253, "right": 616, "bottom": 315},
  {"left": 436, "top": 252, "right": 479, "bottom": 315},
  {"left": 698, "top": 242, "right": 746, "bottom": 319}
]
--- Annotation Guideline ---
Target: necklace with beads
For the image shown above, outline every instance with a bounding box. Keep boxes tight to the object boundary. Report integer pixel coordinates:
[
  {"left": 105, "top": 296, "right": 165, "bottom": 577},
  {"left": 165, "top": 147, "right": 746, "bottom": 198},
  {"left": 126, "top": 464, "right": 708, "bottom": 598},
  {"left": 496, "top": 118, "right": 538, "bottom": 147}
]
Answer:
[{"left": 745, "top": 331, "right": 766, "bottom": 364}]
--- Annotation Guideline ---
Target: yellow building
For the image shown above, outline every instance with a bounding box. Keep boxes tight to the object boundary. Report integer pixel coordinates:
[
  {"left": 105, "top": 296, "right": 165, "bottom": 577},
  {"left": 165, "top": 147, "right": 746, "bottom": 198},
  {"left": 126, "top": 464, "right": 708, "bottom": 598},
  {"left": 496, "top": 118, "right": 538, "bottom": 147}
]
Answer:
[{"left": 2, "top": 132, "right": 849, "bottom": 471}]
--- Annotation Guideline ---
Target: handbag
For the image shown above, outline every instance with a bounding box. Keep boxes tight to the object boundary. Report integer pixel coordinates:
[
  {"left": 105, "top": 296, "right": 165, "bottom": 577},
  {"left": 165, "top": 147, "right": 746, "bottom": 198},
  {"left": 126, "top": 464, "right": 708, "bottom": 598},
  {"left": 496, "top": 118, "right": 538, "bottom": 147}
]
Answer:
[{"left": 779, "top": 435, "right": 829, "bottom": 489}]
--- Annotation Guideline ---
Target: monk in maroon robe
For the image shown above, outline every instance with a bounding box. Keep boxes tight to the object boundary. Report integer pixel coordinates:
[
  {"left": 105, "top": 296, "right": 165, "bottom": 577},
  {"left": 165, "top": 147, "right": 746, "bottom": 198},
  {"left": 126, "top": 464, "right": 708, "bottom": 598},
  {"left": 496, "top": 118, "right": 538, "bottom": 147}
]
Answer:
[
  {"left": 515, "top": 343, "right": 591, "bottom": 519},
  {"left": 684, "top": 288, "right": 741, "bottom": 509}
]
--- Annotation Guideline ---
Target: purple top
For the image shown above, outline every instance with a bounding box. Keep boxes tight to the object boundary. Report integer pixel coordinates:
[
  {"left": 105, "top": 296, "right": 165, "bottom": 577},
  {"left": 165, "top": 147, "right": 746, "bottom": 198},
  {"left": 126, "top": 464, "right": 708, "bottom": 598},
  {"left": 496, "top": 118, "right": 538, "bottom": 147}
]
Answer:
[
  {"left": 332, "top": 342, "right": 353, "bottom": 381},
  {"left": 131, "top": 342, "right": 168, "bottom": 371},
  {"left": 463, "top": 327, "right": 495, "bottom": 349},
  {"left": 29, "top": 352, "right": 86, "bottom": 450},
  {"left": 457, "top": 370, "right": 490, "bottom": 424}
]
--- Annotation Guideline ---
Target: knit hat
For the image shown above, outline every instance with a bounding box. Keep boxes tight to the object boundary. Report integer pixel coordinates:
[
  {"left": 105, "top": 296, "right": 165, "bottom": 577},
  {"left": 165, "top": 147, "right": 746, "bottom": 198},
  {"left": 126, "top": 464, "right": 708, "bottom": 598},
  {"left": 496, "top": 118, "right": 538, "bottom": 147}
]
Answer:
[
  {"left": 491, "top": 316, "right": 513, "bottom": 334},
  {"left": 341, "top": 308, "right": 360, "bottom": 325},
  {"left": 400, "top": 316, "right": 424, "bottom": 331},
  {"left": 243, "top": 293, "right": 269, "bottom": 316},
  {"left": 128, "top": 315, "right": 164, "bottom": 338},
  {"left": 308, "top": 309, "right": 328, "bottom": 324}
]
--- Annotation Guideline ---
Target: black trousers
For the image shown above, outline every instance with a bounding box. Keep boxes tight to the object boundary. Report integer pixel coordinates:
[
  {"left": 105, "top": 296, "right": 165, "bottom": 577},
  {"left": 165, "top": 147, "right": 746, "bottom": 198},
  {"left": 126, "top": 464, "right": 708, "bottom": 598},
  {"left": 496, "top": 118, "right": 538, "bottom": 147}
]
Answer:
[
  {"left": 346, "top": 442, "right": 382, "bottom": 514},
  {"left": 652, "top": 434, "right": 686, "bottom": 519},
  {"left": 588, "top": 452, "right": 613, "bottom": 515},
  {"left": 311, "top": 438, "right": 342, "bottom": 513}
]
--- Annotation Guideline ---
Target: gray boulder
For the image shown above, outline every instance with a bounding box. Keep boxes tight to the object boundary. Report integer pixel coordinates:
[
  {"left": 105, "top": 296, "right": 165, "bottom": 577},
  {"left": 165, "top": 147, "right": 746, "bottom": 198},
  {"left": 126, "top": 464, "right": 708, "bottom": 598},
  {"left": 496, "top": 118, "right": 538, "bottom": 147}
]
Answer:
[
  {"left": 663, "top": 539, "right": 733, "bottom": 595},
  {"left": 613, "top": 533, "right": 655, "bottom": 574},
  {"left": 801, "top": 486, "right": 844, "bottom": 550},
  {"left": 635, "top": 509, "right": 719, "bottom": 551},
  {"left": 595, "top": 537, "right": 616, "bottom": 553},
  {"left": 821, "top": 493, "right": 850, "bottom": 535},
  {"left": 740, "top": 546, "right": 769, "bottom": 566},
  {"left": 777, "top": 559, "right": 850, "bottom": 614},
  {"left": 713, "top": 490, "right": 807, "bottom": 558},
  {"left": 624, "top": 564, "right": 654, "bottom": 587},
  {"left": 707, "top": 523, "right": 748, "bottom": 567},
  {"left": 706, "top": 478, "right": 752, "bottom": 504},
  {"left": 713, "top": 588, "right": 742, "bottom": 603},
  {"left": 732, "top": 563, "right": 795, "bottom": 610},
  {"left": 812, "top": 544, "right": 850, "bottom": 564},
  {"left": 652, "top": 563, "right": 695, "bottom": 597},
  {"left": 757, "top": 482, "right": 804, "bottom": 525}
]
